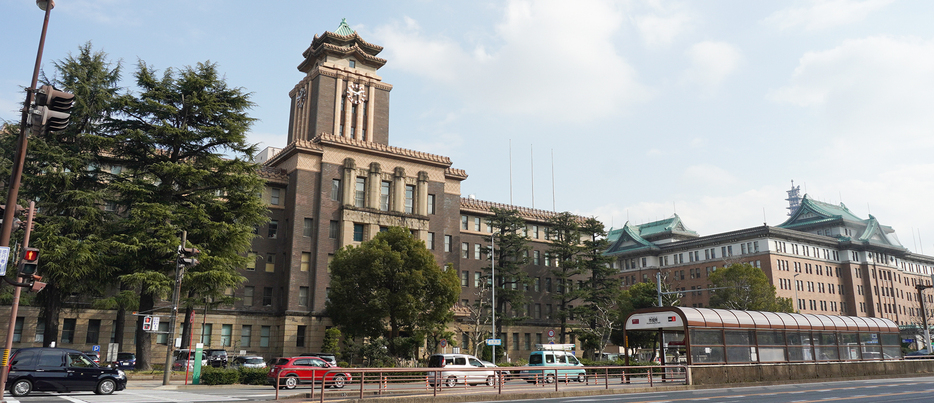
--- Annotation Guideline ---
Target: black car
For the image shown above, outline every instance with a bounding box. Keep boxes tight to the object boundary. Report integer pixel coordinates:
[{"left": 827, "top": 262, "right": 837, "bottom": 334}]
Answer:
[
  {"left": 205, "top": 349, "right": 228, "bottom": 367},
  {"left": 6, "top": 347, "right": 127, "bottom": 397}
]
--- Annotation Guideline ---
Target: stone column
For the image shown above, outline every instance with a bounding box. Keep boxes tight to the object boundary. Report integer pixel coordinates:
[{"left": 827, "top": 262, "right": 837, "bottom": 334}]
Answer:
[
  {"left": 333, "top": 76, "right": 343, "bottom": 136},
  {"left": 417, "top": 171, "right": 429, "bottom": 215},
  {"left": 393, "top": 167, "right": 406, "bottom": 213}
]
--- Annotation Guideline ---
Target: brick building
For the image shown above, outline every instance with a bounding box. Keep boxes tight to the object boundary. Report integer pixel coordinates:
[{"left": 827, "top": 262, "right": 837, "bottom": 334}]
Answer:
[{"left": 605, "top": 195, "right": 934, "bottom": 330}]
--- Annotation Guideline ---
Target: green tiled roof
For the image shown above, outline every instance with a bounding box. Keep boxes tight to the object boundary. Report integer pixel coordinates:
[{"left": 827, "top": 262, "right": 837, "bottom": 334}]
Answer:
[{"left": 334, "top": 18, "right": 355, "bottom": 36}]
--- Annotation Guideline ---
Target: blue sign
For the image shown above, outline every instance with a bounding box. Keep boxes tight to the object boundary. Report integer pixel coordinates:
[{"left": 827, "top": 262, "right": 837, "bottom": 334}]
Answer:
[
  {"left": 485, "top": 338, "right": 502, "bottom": 346},
  {"left": 0, "top": 246, "right": 9, "bottom": 276},
  {"left": 92, "top": 345, "right": 100, "bottom": 352}
]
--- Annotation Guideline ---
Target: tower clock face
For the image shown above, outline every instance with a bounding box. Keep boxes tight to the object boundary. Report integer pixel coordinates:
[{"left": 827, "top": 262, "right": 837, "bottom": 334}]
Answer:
[
  {"left": 346, "top": 83, "right": 367, "bottom": 105},
  {"left": 296, "top": 87, "right": 307, "bottom": 108}
]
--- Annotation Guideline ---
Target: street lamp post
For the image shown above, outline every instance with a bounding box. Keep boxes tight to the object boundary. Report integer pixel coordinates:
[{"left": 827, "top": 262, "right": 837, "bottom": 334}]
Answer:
[
  {"left": 917, "top": 282, "right": 933, "bottom": 352},
  {"left": 490, "top": 233, "right": 495, "bottom": 364},
  {"left": 794, "top": 273, "right": 800, "bottom": 313},
  {"left": 0, "top": 2, "right": 56, "bottom": 401}
]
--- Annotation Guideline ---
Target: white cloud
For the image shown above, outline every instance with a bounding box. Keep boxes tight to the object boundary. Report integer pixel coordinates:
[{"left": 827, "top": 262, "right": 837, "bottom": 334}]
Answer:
[
  {"left": 373, "top": 0, "right": 652, "bottom": 123},
  {"left": 630, "top": 0, "right": 694, "bottom": 48},
  {"left": 682, "top": 41, "right": 743, "bottom": 90},
  {"left": 769, "top": 36, "right": 934, "bottom": 153},
  {"left": 763, "top": 0, "right": 893, "bottom": 32}
]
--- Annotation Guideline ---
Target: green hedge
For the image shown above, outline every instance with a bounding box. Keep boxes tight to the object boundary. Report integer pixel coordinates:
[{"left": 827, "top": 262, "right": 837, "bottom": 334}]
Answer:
[{"left": 198, "top": 367, "right": 268, "bottom": 385}]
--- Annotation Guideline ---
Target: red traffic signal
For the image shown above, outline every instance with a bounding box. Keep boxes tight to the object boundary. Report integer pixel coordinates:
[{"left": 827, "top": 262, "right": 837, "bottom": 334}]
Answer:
[
  {"left": 142, "top": 315, "right": 153, "bottom": 331},
  {"left": 19, "top": 247, "right": 39, "bottom": 276}
]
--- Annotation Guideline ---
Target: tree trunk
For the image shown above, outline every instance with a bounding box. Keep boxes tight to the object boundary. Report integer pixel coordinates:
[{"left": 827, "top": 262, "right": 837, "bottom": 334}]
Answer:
[
  {"left": 181, "top": 305, "right": 194, "bottom": 350},
  {"left": 40, "top": 285, "right": 62, "bottom": 348},
  {"left": 114, "top": 306, "right": 126, "bottom": 352},
  {"left": 135, "top": 292, "right": 154, "bottom": 371}
]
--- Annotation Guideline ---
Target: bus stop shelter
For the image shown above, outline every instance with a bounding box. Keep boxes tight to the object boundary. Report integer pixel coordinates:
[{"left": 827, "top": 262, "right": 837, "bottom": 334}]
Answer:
[{"left": 622, "top": 307, "right": 901, "bottom": 365}]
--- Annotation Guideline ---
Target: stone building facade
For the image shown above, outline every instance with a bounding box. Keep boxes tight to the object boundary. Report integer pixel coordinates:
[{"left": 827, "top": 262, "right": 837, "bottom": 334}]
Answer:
[{"left": 605, "top": 195, "right": 934, "bottom": 329}]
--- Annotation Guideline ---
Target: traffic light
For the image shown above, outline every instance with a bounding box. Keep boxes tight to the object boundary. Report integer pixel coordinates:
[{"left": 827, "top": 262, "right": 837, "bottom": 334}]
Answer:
[
  {"left": 30, "top": 85, "right": 74, "bottom": 132},
  {"left": 19, "top": 247, "right": 39, "bottom": 277},
  {"left": 142, "top": 315, "right": 153, "bottom": 331},
  {"left": 180, "top": 247, "right": 200, "bottom": 267}
]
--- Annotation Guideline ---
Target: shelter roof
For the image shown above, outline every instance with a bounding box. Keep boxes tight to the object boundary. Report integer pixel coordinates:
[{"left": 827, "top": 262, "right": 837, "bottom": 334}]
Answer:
[{"left": 624, "top": 307, "right": 899, "bottom": 333}]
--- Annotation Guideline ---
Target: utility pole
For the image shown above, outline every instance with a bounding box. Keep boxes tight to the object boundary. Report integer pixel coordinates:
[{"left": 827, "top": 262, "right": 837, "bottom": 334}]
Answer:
[
  {"left": 163, "top": 231, "right": 186, "bottom": 385},
  {"left": 916, "top": 278, "right": 933, "bottom": 352}
]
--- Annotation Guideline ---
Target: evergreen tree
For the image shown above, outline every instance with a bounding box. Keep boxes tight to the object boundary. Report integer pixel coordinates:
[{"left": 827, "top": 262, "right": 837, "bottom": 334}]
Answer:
[
  {"left": 545, "top": 211, "right": 585, "bottom": 343},
  {"left": 575, "top": 217, "right": 620, "bottom": 358},
  {"left": 107, "top": 61, "right": 267, "bottom": 370},
  {"left": 326, "top": 227, "right": 460, "bottom": 360},
  {"left": 484, "top": 207, "right": 531, "bottom": 356},
  {"left": 11, "top": 43, "right": 124, "bottom": 347},
  {"left": 708, "top": 263, "right": 793, "bottom": 312}
]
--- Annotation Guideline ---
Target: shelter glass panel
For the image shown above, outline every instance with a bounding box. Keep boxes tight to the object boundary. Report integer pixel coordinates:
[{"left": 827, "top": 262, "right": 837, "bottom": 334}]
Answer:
[
  {"left": 691, "top": 330, "right": 723, "bottom": 345},
  {"left": 839, "top": 333, "right": 860, "bottom": 360},
  {"left": 726, "top": 346, "right": 757, "bottom": 363},
  {"left": 690, "top": 346, "right": 724, "bottom": 363}
]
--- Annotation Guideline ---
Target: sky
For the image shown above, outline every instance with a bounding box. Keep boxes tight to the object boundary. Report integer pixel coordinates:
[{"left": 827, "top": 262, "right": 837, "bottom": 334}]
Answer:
[{"left": 3, "top": 0, "right": 934, "bottom": 254}]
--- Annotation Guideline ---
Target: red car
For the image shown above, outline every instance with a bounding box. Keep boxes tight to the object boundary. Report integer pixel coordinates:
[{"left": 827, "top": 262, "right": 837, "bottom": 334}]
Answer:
[{"left": 266, "top": 356, "right": 350, "bottom": 389}]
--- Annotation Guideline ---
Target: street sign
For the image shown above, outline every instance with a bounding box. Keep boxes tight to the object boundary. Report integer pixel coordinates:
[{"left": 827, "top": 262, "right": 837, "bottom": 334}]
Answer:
[
  {"left": 151, "top": 316, "right": 160, "bottom": 331},
  {"left": 547, "top": 329, "right": 555, "bottom": 338},
  {"left": 440, "top": 339, "right": 447, "bottom": 347},
  {"left": 486, "top": 338, "right": 502, "bottom": 346},
  {"left": 92, "top": 345, "right": 100, "bottom": 352},
  {"left": 0, "top": 246, "right": 9, "bottom": 276}
]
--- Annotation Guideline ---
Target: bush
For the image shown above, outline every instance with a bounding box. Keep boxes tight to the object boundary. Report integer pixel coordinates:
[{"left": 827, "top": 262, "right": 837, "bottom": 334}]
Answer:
[
  {"left": 337, "top": 361, "right": 350, "bottom": 368},
  {"left": 200, "top": 366, "right": 239, "bottom": 385},
  {"left": 238, "top": 367, "right": 268, "bottom": 385}
]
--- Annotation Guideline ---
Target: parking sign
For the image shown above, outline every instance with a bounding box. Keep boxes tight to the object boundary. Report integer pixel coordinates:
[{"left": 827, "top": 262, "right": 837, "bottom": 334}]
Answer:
[{"left": 0, "top": 246, "right": 9, "bottom": 276}]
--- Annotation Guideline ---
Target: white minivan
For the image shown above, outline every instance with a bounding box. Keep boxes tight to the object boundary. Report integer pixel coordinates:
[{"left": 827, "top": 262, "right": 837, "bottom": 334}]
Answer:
[
  {"left": 427, "top": 354, "right": 496, "bottom": 387},
  {"left": 520, "top": 350, "right": 586, "bottom": 383}
]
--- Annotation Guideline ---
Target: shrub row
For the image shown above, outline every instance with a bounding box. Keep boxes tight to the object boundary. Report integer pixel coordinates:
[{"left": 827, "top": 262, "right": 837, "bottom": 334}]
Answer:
[{"left": 199, "top": 367, "right": 268, "bottom": 385}]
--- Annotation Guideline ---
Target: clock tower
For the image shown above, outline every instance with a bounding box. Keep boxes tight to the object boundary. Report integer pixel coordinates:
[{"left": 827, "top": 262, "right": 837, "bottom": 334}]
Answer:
[{"left": 288, "top": 19, "right": 391, "bottom": 145}]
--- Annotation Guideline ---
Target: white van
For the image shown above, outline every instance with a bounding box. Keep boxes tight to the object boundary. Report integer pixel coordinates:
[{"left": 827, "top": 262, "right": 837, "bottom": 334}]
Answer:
[
  {"left": 427, "top": 354, "right": 496, "bottom": 387},
  {"left": 520, "top": 350, "right": 586, "bottom": 383}
]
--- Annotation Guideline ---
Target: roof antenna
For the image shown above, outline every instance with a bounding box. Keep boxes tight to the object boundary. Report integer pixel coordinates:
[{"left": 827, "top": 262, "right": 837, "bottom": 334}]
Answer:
[
  {"left": 673, "top": 201, "right": 677, "bottom": 215},
  {"left": 763, "top": 207, "right": 767, "bottom": 226},
  {"left": 509, "top": 140, "right": 513, "bottom": 205},
  {"left": 551, "top": 149, "right": 556, "bottom": 212},
  {"left": 530, "top": 144, "right": 534, "bottom": 209}
]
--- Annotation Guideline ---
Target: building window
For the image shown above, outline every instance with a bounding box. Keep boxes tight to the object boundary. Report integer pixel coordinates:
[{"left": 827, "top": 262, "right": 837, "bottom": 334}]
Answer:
[
  {"left": 427, "top": 232, "right": 435, "bottom": 249},
  {"left": 427, "top": 194, "right": 435, "bottom": 214},
  {"left": 474, "top": 272, "right": 482, "bottom": 288},
  {"left": 84, "top": 319, "right": 99, "bottom": 344},
  {"left": 201, "top": 323, "right": 212, "bottom": 346},
  {"left": 524, "top": 333, "right": 531, "bottom": 350},
  {"left": 461, "top": 271, "right": 469, "bottom": 287},
  {"left": 380, "top": 181, "right": 391, "bottom": 211},
  {"left": 474, "top": 243, "right": 482, "bottom": 260},
  {"left": 405, "top": 185, "right": 415, "bottom": 214},
  {"left": 461, "top": 242, "right": 469, "bottom": 259},
  {"left": 268, "top": 220, "right": 278, "bottom": 239},
  {"left": 262, "top": 287, "right": 273, "bottom": 306},
  {"left": 474, "top": 217, "right": 481, "bottom": 232},
  {"left": 331, "top": 179, "right": 341, "bottom": 201},
  {"left": 533, "top": 225, "right": 539, "bottom": 239},
  {"left": 534, "top": 304, "right": 541, "bottom": 319},
  {"left": 303, "top": 218, "right": 313, "bottom": 237},
  {"left": 265, "top": 253, "right": 275, "bottom": 272},
  {"left": 241, "top": 325, "right": 252, "bottom": 348},
  {"left": 12, "top": 317, "right": 24, "bottom": 343},
  {"left": 353, "top": 223, "right": 364, "bottom": 242},
  {"left": 299, "top": 287, "right": 309, "bottom": 306},
  {"left": 260, "top": 326, "right": 270, "bottom": 348},
  {"left": 329, "top": 220, "right": 339, "bottom": 239},
  {"left": 301, "top": 252, "right": 310, "bottom": 272},
  {"left": 296, "top": 326, "right": 306, "bottom": 347},
  {"left": 270, "top": 188, "right": 281, "bottom": 206},
  {"left": 35, "top": 319, "right": 45, "bottom": 343},
  {"left": 221, "top": 324, "right": 232, "bottom": 347},
  {"left": 545, "top": 278, "right": 552, "bottom": 292},
  {"left": 461, "top": 216, "right": 469, "bottom": 230},
  {"left": 534, "top": 250, "right": 540, "bottom": 265},
  {"left": 444, "top": 235, "right": 452, "bottom": 252},
  {"left": 61, "top": 319, "right": 76, "bottom": 344},
  {"left": 534, "top": 277, "right": 541, "bottom": 292},
  {"left": 355, "top": 177, "right": 366, "bottom": 207},
  {"left": 243, "top": 286, "right": 254, "bottom": 306},
  {"left": 156, "top": 321, "right": 169, "bottom": 345},
  {"left": 349, "top": 60, "right": 356, "bottom": 68}
]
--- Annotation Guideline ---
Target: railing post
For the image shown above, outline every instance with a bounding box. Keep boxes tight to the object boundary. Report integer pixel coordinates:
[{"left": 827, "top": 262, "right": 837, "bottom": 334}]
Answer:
[
  {"left": 360, "top": 371, "right": 365, "bottom": 400},
  {"left": 648, "top": 367, "right": 653, "bottom": 387}
]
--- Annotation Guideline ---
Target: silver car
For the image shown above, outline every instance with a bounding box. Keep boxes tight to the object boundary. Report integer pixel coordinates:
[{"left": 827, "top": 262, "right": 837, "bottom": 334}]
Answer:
[{"left": 231, "top": 355, "right": 267, "bottom": 369}]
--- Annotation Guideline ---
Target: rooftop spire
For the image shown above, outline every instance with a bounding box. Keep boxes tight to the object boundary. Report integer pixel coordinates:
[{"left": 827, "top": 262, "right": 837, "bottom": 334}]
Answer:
[{"left": 334, "top": 18, "right": 355, "bottom": 35}]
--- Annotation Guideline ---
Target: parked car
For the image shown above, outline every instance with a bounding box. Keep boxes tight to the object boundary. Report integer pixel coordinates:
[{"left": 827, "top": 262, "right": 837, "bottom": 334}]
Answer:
[
  {"left": 6, "top": 347, "right": 127, "bottom": 397},
  {"left": 84, "top": 351, "right": 101, "bottom": 365},
  {"left": 114, "top": 352, "right": 136, "bottom": 370},
  {"left": 520, "top": 350, "right": 586, "bottom": 383},
  {"left": 231, "top": 355, "right": 267, "bottom": 369},
  {"left": 427, "top": 353, "right": 496, "bottom": 387},
  {"left": 298, "top": 352, "right": 337, "bottom": 366},
  {"left": 267, "top": 356, "right": 350, "bottom": 389},
  {"left": 172, "top": 349, "right": 208, "bottom": 370},
  {"left": 205, "top": 349, "right": 228, "bottom": 367}
]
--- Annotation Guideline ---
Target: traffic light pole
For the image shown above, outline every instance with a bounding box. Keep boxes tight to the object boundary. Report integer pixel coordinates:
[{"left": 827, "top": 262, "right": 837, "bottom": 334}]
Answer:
[
  {"left": 0, "top": 2, "right": 54, "bottom": 400},
  {"left": 916, "top": 283, "right": 933, "bottom": 351},
  {"left": 163, "top": 231, "right": 187, "bottom": 385},
  {"left": 0, "top": 202, "right": 36, "bottom": 402}
]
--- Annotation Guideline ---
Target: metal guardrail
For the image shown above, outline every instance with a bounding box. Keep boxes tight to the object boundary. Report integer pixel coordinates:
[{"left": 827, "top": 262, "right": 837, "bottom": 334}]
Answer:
[{"left": 270, "top": 365, "right": 688, "bottom": 401}]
